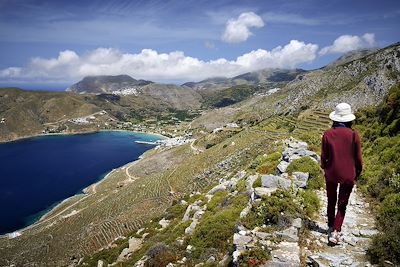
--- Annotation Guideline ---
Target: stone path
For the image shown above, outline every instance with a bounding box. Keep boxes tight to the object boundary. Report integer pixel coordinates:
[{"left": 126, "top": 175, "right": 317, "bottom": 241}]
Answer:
[{"left": 305, "top": 187, "right": 378, "bottom": 267}]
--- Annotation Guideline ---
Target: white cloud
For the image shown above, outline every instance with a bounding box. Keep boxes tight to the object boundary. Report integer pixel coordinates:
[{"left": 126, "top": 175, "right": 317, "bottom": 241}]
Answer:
[
  {"left": 319, "top": 33, "right": 376, "bottom": 55},
  {"left": 0, "top": 40, "right": 318, "bottom": 84},
  {"left": 222, "top": 12, "right": 264, "bottom": 43}
]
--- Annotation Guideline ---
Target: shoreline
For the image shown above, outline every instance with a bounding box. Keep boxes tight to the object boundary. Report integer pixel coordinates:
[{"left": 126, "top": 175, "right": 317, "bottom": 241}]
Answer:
[
  {"left": 0, "top": 130, "right": 166, "bottom": 238},
  {"left": 0, "top": 128, "right": 169, "bottom": 144}
]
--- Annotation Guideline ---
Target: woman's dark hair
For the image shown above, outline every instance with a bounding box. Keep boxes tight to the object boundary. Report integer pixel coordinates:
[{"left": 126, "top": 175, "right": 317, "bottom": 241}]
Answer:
[{"left": 332, "top": 121, "right": 353, "bottom": 128}]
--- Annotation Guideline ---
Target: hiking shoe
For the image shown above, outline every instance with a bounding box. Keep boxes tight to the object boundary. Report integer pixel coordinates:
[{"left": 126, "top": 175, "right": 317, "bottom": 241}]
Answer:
[{"left": 329, "top": 230, "right": 341, "bottom": 244}]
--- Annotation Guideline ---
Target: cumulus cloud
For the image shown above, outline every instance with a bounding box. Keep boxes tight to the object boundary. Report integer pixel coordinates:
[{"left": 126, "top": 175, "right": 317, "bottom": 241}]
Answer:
[
  {"left": 0, "top": 40, "right": 318, "bottom": 84},
  {"left": 319, "top": 33, "right": 376, "bottom": 55},
  {"left": 222, "top": 12, "right": 264, "bottom": 43}
]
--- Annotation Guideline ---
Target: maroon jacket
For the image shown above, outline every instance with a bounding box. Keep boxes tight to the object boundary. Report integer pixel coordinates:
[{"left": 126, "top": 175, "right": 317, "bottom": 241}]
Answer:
[{"left": 321, "top": 127, "right": 363, "bottom": 185}]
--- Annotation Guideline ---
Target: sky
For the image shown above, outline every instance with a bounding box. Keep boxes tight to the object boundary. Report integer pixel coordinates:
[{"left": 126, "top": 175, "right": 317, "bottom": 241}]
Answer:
[{"left": 0, "top": 0, "right": 399, "bottom": 90}]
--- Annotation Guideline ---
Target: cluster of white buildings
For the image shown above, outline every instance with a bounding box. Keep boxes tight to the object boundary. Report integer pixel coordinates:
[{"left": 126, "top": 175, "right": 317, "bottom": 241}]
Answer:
[
  {"left": 254, "top": 87, "right": 280, "bottom": 97},
  {"left": 69, "top": 116, "right": 96, "bottom": 125},
  {"left": 111, "top": 87, "right": 140, "bottom": 96},
  {"left": 156, "top": 136, "right": 195, "bottom": 149}
]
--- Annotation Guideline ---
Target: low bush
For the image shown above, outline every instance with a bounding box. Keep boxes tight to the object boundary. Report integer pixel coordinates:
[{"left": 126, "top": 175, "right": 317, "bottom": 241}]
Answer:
[
  {"left": 207, "top": 191, "right": 229, "bottom": 212},
  {"left": 354, "top": 84, "right": 400, "bottom": 265},
  {"left": 237, "top": 246, "right": 271, "bottom": 266},
  {"left": 286, "top": 157, "right": 324, "bottom": 189},
  {"left": 298, "top": 189, "right": 320, "bottom": 218},
  {"left": 242, "top": 189, "right": 302, "bottom": 229},
  {"left": 297, "top": 132, "right": 321, "bottom": 152},
  {"left": 190, "top": 207, "right": 240, "bottom": 258},
  {"left": 165, "top": 202, "right": 188, "bottom": 220},
  {"left": 145, "top": 243, "right": 177, "bottom": 267}
]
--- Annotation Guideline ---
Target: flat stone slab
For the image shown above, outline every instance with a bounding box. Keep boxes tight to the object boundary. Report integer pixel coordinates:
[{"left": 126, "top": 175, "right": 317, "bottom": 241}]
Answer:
[
  {"left": 277, "top": 161, "right": 290, "bottom": 173},
  {"left": 265, "top": 241, "right": 300, "bottom": 267},
  {"left": 276, "top": 226, "right": 299, "bottom": 242},
  {"left": 233, "top": 233, "right": 252, "bottom": 246}
]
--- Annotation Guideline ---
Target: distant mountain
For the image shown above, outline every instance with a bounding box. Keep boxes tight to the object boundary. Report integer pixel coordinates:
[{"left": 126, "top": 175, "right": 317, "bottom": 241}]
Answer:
[
  {"left": 183, "top": 68, "right": 307, "bottom": 91},
  {"left": 66, "top": 75, "right": 153, "bottom": 94},
  {"left": 66, "top": 75, "right": 203, "bottom": 110}
]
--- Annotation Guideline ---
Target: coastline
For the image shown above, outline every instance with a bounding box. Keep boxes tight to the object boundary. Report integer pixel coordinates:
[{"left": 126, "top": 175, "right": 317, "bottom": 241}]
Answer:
[
  {"left": 0, "top": 130, "right": 166, "bottom": 238},
  {"left": 0, "top": 128, "right": 169, "bottom": 144}
]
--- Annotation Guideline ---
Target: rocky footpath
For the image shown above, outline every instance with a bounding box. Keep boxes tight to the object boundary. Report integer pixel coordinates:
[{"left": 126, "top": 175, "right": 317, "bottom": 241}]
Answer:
[
  {"left": 231, "top": 137, "right": 378, "bottom": 267},
  {"left": 305, "top": 189, "right": 378, "bottom": 267}
]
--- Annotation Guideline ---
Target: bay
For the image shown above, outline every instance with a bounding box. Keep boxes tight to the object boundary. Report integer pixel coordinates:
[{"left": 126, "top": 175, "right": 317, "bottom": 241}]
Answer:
[{"left": 0, "top": 131, "right": 162, "bottom": 235}]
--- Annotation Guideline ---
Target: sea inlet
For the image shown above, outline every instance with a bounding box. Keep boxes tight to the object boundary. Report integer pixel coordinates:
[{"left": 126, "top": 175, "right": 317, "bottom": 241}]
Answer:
[{"left": 0, "top": 131, "right": 162, "bottom": 235}]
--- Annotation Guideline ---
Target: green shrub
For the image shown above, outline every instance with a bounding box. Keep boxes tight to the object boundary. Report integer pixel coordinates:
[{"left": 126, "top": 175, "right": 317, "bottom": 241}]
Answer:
[
  {"left": 145, "top": 243, "right": 177, "bottom": 267},
  {"left": 165, "top": 202, "right": 188, "bottom": 220},
  {"left": 368, "top": 225, "right": 400, "bottom": 265},
  {"left": 207, "top": 191, "right": 229, "bottom": 212},
  {"left": 190, "top": 207, "right": 241, "bottom": 258},
  {"left": 354, "top": 83, "right": 400, "bottom": 265},
  {"left": 236, "top": 179, "right": 246, "bottom": 192},
  {"left": 237, "top": 247, "right": 271, "bottom": 266},
  {"left": 376, "top": 193, "right": 400, "bottom": 231},
  {"left": 242, "top": 190, "right": 302, "bottom": 229},
  {"left": 286, "top": 157, "right": 324, "bottom": 189},
  {"left": 256, "top": 152, "right": 281, "bottom": 174},
  {"left": 297, "top": 132, "right": 321, "bottom": 152},
  {"left": 298, "top": 189, "right": 320, "bottom": 218}
]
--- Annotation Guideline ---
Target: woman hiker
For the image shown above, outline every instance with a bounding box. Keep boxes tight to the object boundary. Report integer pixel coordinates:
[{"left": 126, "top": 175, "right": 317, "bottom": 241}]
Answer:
[{"left": 320, "top": 102, "right": 363, "bottom": 245}]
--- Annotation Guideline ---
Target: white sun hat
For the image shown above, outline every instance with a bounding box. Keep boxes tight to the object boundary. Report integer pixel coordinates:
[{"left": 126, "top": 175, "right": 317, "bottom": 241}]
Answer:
[{"left": 329, "top": 103, "right": 356, "bottom": 122}]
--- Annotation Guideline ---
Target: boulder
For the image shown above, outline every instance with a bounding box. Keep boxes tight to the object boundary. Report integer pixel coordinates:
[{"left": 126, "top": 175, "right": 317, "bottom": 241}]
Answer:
[
  {"left": 158, "top": 218, "right": 170, "bottom": 229},
  {"left": 292, "top": 172, "right": 309, "bottom": 188},
  {"left": 233, "top": 233, "right": 252, "bottom": 247},
  {"left": 239, "top": 201, "right": 252, "bottom": 218},
  {"left": 277, "top": 161, "right": 290, "bottom": 173},
  {"left": 261, "top": 175, "right": 291, "bottom": 189},
  {"left": 292, "top": 218, "right": 302, "bottom": 229},
  {"left": 116, "top": 237, "right": 143, "bottom": 262}
]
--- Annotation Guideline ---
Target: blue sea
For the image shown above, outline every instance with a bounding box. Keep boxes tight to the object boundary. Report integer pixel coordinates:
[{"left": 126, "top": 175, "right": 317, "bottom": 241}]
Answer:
[{"left": 0, "top": 131, "right": 162, "bottom": 235}]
